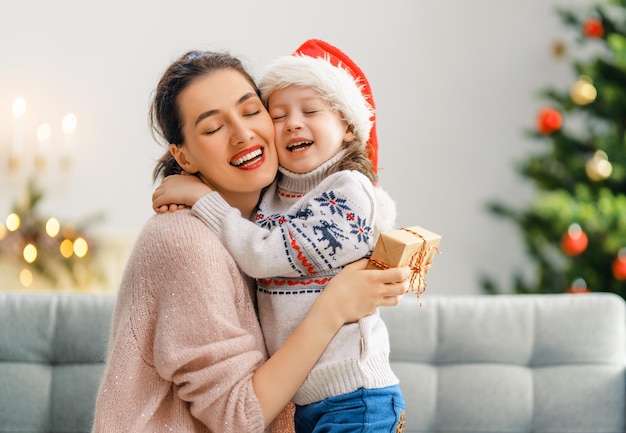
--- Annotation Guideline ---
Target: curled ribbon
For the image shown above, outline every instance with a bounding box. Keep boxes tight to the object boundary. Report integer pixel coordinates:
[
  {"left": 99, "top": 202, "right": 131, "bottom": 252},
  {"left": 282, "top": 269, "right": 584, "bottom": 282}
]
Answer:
[{"left": 368, "top": 228, "right": 441, "bottom": 305}]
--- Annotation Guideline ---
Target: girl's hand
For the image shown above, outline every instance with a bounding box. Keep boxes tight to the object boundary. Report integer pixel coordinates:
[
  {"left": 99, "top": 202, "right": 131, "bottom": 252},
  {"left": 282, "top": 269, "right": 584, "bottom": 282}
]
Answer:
[
  {"left": 152, "top": 173, "right": 213, "bottom": 213},
  {"left": 316, "top": 259, "right": 411, "bottom": 327}
]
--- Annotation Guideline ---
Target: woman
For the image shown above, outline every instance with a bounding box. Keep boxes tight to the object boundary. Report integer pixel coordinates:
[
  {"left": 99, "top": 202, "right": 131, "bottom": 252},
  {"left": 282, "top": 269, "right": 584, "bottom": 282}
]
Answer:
[{"left": 91, "top": 50, "right": 410, "bottom": 433}]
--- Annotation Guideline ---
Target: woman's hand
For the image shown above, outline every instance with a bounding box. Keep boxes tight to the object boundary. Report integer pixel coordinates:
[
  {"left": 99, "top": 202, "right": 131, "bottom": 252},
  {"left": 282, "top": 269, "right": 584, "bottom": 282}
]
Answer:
[
  {"left": 315, "top": 259, "right": 411, "bottom": 328},
  {"left": 152, "top": 173, "right": 214, "bottom": 213}
]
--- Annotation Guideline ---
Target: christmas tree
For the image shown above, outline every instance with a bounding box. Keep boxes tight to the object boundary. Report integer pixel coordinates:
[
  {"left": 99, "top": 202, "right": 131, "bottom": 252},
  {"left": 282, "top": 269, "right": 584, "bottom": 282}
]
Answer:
[{"left": 482, "top": 0, "right": 626, "bottom": 299}]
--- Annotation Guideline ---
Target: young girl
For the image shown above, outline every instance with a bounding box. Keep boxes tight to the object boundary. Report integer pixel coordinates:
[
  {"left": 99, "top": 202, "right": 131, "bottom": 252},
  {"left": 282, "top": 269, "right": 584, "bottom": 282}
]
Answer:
[{"left": 153, "top": 39, "right": 405, "bottom": 432}]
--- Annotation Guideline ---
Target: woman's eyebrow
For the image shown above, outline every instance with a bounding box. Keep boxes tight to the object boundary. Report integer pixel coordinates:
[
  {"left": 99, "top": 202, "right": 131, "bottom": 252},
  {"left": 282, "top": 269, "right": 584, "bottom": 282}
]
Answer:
[
  {"left": 194, "top": 92, "right": 257, "bottom": 126},
  {"left": 195, "top": 109, "right": 218, "bottom": 126},
  {"left": 238, "top": 92, "right": 256, "bottom": 105}
]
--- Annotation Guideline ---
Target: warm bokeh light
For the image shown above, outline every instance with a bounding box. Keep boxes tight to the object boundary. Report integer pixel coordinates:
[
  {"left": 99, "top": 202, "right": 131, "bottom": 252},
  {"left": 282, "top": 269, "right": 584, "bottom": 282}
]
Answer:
[
  {"left": 0, "top": 223, "right": 6, "bottom": 240},
  {"left": 45, "top": 217, "right": 60, "bottom": 237},
  {"left": 19, "top": 269, "right": 33, "bottom": 287},
  {"left": 6, "top": 213, "right": 20, "bottom": 232},
  {"left": 23, "top": 243, "right": 38, "bottom": 264},
  {"left": 73, "top": 237, "right": 88, "bottom": 258},
  {"left": 60, "top": 239, "right": 74, "bottom": 258}
]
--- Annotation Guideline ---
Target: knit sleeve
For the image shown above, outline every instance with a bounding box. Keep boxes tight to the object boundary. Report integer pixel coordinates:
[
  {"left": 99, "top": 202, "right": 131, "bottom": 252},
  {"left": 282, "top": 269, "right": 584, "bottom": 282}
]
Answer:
[
  {"left": 192, "top": 171, "right": 376, "bottom": 278},
  {"left": 144, "top": 211, "right": 268, "bottom": 432}
]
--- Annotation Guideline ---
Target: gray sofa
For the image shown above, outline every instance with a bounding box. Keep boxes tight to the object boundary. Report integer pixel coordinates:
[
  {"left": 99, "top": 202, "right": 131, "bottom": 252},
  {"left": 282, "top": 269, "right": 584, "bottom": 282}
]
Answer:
[{"left": 1, "top": 291, "right": 624, "bottom": 433}]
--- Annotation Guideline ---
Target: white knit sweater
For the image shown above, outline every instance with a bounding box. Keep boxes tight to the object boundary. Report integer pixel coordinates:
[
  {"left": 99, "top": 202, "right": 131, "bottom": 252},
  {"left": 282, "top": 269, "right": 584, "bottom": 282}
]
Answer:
[{"left": 192, "top": 152, "right": 398, "bottom": 405}]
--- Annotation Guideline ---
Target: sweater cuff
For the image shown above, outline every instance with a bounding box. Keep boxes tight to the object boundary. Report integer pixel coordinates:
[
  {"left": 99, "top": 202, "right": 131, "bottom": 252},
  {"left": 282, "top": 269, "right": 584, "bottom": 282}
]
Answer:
[{"left": 191, "top": 192, "right": 237, "bottom": 232}]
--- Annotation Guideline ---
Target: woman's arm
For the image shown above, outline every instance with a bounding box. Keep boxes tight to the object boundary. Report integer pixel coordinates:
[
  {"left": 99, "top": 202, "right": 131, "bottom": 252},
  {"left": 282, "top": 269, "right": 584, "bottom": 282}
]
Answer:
[{"left": 253, "top": 258, "right": 410, "bottom": 425}]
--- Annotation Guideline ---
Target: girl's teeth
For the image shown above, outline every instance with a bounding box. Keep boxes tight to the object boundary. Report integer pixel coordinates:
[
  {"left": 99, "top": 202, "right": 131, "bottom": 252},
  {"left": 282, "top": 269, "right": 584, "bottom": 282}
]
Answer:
[{"left": 288, "top": 141, "right": 312, "bottom": 150}]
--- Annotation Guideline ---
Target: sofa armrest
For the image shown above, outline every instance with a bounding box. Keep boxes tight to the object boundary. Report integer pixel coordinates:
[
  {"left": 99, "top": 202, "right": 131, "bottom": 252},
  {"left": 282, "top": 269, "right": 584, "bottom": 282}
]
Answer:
[{"left": 0, "top": 291, "right": 116, "bottom": 433}]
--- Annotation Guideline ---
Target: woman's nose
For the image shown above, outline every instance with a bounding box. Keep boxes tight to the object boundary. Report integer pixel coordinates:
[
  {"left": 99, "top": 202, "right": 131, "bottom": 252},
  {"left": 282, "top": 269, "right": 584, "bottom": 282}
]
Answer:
[{"left": 230, "top": 118, "right": 253, "bottom": 144}]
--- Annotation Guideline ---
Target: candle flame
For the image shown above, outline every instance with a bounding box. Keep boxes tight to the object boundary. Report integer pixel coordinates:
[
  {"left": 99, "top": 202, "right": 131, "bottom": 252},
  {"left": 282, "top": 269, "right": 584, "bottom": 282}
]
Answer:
[
  {"left": 62, "top": 113, "right": 77, "bottom": 134},
  {"left": 12, "top": 97, "right": 26, "bottom": 118}
]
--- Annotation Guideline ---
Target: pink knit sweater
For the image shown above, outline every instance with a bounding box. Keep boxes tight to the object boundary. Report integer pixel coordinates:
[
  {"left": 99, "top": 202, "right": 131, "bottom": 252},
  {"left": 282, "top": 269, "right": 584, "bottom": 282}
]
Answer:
[{"left": 92, "top": 210, "right": 293, "bottom": 433}]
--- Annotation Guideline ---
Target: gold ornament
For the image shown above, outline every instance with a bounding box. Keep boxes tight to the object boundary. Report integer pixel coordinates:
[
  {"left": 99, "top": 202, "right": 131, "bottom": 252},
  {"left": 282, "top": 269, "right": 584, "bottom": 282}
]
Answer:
[
  {"left": 570, "top": 76, "right": 597, "bottom": 105},
  {"left": 586, "top": 150, "right": 613, "bottom": 181},
  {"left": 551, "top": 40, "right": 567, "bottom": 59}
]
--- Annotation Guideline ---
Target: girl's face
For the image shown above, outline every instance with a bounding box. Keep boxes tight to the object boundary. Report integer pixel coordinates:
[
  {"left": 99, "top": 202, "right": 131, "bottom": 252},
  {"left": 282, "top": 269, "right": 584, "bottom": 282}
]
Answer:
[
  {"left": 267, "top": 86, "right": 354, "bottom": 174},
  {"left": 173, "top": 69, "right": 278, "bottom": 205}
]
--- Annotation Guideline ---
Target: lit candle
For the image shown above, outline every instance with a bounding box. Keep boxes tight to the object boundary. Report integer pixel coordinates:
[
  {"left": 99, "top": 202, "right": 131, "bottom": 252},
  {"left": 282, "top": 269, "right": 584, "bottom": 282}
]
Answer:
[
  {"left": 36, "top": 122, "right": 51, "bottom": 171},
  {"left": 61, "top": 113, "right": 77, "bottom": 169},
  {"left": 11, "top": 97, "right": 26, "bottom": 156}
]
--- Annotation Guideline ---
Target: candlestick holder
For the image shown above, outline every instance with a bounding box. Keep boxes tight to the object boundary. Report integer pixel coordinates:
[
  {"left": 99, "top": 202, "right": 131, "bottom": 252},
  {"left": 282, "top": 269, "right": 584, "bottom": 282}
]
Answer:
[
  {"left": 9, "top": 154, "right": 21, "bottom": 174},
  {"left": 60, "top": 155, "right": 71, "bottom": 172},
  {"left": 35, "top": 154, "right": 46, "bottom": 172}
]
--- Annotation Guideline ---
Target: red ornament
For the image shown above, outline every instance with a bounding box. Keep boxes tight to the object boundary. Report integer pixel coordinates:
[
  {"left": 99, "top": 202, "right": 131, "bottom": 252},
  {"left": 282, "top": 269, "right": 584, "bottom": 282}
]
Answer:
[
  {"left": 561, "top": 223, "right": 588, "bottom": 256},
  {"left": 612, "top": 249, "right": 626, "bottom": 280},
  {"left": 582, "top": 18, "right": 604, "bottom": 38},
  {"left": 536, "top": 108, "right": 563, "bottom": 135}
]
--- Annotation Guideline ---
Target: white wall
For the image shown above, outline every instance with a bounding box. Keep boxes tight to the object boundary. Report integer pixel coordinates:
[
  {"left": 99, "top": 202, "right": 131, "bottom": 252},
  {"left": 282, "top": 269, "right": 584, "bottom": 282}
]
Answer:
[{"left": 0, "top": 0, "right": 592, "bottom": 293}]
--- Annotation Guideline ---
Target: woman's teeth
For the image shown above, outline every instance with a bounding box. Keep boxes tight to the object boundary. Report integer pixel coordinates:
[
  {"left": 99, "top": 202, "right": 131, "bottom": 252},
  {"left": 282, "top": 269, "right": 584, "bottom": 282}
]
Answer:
[{"left": 231, "top": 148, "right": 263, "bottom": 167}]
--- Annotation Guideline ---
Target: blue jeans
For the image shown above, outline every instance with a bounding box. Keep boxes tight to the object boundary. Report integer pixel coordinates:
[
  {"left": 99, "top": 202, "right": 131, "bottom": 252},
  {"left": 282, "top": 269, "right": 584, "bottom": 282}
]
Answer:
[{"left": 294, "top": 385, "right": 406, "bottom": 433}]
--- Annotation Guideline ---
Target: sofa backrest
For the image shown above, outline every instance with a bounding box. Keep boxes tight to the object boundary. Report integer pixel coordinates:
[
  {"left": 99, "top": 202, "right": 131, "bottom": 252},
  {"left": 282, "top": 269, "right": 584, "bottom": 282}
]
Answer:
[
  {"left": 381, "top": 293, "right": 626, "bottom": 433},
  {"left": 2, "top": 291, "right": 625, "bottom": 433},
  {"left": 0, "top": 292, "right": 116, "bottom": 433}
]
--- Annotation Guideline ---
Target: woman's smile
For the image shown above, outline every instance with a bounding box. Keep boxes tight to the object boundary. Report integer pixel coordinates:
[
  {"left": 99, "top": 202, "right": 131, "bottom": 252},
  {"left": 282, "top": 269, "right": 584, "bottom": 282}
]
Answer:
[{"left": 230, "top": 144, "right": 265, "bottom": 168}]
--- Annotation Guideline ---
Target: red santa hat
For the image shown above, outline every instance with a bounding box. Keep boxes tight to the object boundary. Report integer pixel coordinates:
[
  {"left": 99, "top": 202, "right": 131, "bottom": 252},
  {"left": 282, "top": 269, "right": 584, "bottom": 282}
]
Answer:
[{"left": 259, "top": 39, "right": 378, "bottom": 173}]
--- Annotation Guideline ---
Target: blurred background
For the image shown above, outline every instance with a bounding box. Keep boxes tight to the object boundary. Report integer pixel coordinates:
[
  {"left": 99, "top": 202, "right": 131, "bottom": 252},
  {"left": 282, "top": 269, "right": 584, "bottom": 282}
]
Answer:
[{"left": 0, "top": 0, "right": 601, "bottom": 294}]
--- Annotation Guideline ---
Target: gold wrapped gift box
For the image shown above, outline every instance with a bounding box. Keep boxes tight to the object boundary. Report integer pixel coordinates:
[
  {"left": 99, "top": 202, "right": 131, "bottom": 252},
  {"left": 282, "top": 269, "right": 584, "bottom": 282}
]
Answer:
[{"left": 367, "top": 225, "right": 442, "bottom": 296}]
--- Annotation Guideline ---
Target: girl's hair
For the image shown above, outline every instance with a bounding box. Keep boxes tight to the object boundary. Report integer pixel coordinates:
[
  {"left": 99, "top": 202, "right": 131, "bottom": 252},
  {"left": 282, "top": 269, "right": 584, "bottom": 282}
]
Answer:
[
  {"left": 334, "top": 139, "right": 378, "bottom": 185},
  {"left": 150, "top": 50, "right": 260, "bottom": 181}
]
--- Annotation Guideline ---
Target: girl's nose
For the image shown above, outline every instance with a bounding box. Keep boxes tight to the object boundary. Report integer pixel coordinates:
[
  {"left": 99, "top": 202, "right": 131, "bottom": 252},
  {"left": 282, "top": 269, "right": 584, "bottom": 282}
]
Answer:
[{"left": 285, "top": 113, "right": 303, "bottom": 132}]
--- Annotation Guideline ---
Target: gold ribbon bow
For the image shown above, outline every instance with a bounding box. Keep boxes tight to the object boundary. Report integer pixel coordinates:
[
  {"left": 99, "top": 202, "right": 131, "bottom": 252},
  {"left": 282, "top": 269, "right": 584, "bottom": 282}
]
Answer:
[{"left": 368, "top": 228, "right": 441, "bottom": 305}]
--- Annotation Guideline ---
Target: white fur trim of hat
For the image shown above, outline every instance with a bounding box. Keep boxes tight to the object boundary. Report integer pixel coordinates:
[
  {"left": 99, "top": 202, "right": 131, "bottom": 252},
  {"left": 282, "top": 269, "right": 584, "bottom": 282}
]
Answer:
[{"left": 259, "top": 54, "right": 374, "bottom": 146}]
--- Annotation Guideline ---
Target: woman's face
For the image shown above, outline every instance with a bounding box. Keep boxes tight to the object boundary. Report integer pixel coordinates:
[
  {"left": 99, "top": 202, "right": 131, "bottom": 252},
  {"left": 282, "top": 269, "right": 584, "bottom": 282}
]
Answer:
[{"left": 175, "top": 69, "right": 278, "bottom": 203}]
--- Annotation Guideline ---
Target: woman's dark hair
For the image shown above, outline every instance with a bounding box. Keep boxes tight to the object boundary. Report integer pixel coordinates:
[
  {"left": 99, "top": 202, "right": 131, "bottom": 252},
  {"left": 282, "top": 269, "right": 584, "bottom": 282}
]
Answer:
[{"left": 150, "top": 50, "right": 260, "bottom": 181}]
